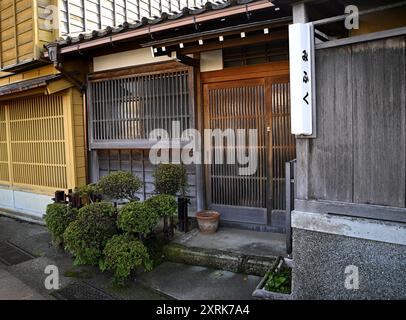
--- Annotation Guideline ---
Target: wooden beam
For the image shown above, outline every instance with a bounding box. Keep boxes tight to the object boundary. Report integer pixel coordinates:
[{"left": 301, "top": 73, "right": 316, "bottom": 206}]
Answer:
[
  {"left": 66, "top": 0, "right": 71, "bottom": 34},
  {"left": 179, "top": 31, "right": 288, "bottom": 54},
  {"left": 170, "top": 52, "right": 200, "bottom": 67},
  {"left": 12, "top": 0, "right": 18, "bottom": 65},
  {"left": 292, "top": 1, "right": 309, "bottom": 23},
  {"left": 200, "top": 61, "right": 289, "bottom": 83},
  {"left": 88, "top": 60, "right": 188, "bottom": 80},
  {"left": 295, "top": 199, "right": 406, "bottom": 224},
  {"left": 142, "top": 17, "right": 291, "bottom": 48}
]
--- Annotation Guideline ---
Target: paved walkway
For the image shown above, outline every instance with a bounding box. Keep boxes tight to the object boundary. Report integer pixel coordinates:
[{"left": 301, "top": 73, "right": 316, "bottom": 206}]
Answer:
[
  {"left": 0, "top": 214, "right": 261, "bottom": 300},
  {"left": 0, "top": 267, "right": 45, "bottom": 300},
  {"left": 138, "top": 262, "right": 261, "bottom": 300}
]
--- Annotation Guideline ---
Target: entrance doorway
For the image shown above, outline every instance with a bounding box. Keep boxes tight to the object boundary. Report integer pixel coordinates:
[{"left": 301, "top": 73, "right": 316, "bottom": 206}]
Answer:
[{"left": 202, "top": 63, "right": 295, "bottom": 225}]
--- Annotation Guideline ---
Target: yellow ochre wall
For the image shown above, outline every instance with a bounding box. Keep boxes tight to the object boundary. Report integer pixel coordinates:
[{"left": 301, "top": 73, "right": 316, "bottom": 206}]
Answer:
[
  {"left": 0, "top": 0, "right": 56, "bottom": 70},
  {"left": 0, "top": 64, "right": 59, "bottom": 86},
  {"left": 350, "top": 7, "right": 406, "bottom": 36},
  {"left": 71, "top": 87, "right": 87, "bottom": 188},
  {"left": 0, "top": 67, "right": 86, "bottom": 195}
]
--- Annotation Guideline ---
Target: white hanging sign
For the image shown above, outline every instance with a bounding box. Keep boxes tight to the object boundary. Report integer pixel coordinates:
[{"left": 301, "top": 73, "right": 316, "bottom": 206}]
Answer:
[{"left": 289, "top": 23, "right": 315, "bottom": 136}]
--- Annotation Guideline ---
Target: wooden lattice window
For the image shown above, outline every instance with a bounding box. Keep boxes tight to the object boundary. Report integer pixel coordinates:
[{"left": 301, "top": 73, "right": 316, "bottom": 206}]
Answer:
[
  {"left": 271, "top": 83, "right": 295, "bottom": 210},
  {"left": 88, "top": 69, "right": 194, "bottom": 148},
  {"left": 0, "top": 95, "right": 69, "bottom": 191},
  {"left": 0, "top": 106, "right": 9, "bottom": 184}
]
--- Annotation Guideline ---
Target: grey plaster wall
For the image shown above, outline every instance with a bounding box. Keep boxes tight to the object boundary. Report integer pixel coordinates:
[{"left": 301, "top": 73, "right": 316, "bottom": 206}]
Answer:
[{"left": 292, "top": 228, "right": 406, "bottom": 300}]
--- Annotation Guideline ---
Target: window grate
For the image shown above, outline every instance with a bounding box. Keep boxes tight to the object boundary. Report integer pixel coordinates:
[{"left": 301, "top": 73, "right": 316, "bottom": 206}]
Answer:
[{"left": 89, "top": 70, "right": 193, "bottom": 147}]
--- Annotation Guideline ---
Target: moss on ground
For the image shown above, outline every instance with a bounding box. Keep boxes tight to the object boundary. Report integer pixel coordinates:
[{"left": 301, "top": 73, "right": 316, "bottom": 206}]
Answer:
[{"left": 63, "top": 269, "right": 93, "bottom": 279}]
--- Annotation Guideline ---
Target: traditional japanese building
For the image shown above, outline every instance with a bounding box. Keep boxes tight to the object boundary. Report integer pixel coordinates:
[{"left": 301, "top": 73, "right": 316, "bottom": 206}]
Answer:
[
  {"left": 0, "top": 1, "right": 82, "bottom": 219},
  {"left": 0, "top": 0, "right": 193, "bottom": 220},
  {"left": 47, "top": 0, "right": 295, "bottom": 232}
]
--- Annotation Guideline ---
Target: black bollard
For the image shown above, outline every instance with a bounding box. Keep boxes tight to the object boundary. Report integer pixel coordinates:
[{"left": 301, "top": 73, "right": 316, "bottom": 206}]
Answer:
[
  {"left": 178, "top": 197, "right": 190, "bottom": 233},
  {"left": 54, "top": 190, "right": 66, "bottom": 203}
]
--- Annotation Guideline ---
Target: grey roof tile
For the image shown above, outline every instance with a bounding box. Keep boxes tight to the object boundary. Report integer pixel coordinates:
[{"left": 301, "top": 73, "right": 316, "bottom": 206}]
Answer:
[{"left": 51, "top": 0, "right": 263, "bottom": 48}]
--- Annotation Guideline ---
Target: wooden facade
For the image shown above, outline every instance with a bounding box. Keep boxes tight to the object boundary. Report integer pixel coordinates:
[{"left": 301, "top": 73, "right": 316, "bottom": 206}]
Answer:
[
  {"left": 0, "top": 0, "right": 190, "bottom": 71},
  {"left": 292, "top": 0, "right": 406, "bottom": 225},
  {"left": 0, "top": 0, "right": 56, "bottom": 70},
  {"left": 0, "top": 84, "right": 86, "bottom": 195},
  {"left": 85, "top": 55, "right": 294, "bottom": 226}
]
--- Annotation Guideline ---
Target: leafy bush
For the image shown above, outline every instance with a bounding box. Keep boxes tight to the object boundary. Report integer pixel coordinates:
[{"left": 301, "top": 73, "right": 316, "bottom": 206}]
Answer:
[
  {"left": 145, "top": 194, "right": 177, "bottom": 218},
  {"left": 44, "top": 203, "right": 77, "bottom": 246},
  {"left": 63, "top": 202, "right": 118, "bottom": 265},
  {"left": 98, "top": 171, "right": 142, "bottom": 201},
  {"left": 100, "top": 234, "right": 152, "bottom": 284},
  {"left": 117, "top": 201, "right": 159, "bottom": 235},
  {"left": 153, "top": 164, "right": 188, "bottom": 196},
  {"left": 264, "top": 268, "right": 292, "bottom": 294},
  {"left": 74, "top": 183, "right": 101, "bottom": 200}
]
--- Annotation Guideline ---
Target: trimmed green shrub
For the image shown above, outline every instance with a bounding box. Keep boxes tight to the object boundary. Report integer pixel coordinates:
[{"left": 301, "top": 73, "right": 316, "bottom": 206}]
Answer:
[
  {"left": 153, "top": 164, "right": 188, "bottom": 196},
  {"left": 100, "top": 234, "right": 153, "bottom": 284},
  {"left": 63, "top": 202, "right": 117, "bottom": 265},
  {"left": 117, "top": 201, "right": 159, "bottom": 235},
  {"left": 98, "top": 171, "right": 142, "bottom": 201},
  {"left": 44, "top": 203, "right": 77, "bottom": 246},
  {"left": 145, "top": 194, "right": 177, "bottom": 218},
  {"left": 74, "top": 183, "right": 101, "bottom": 200}
]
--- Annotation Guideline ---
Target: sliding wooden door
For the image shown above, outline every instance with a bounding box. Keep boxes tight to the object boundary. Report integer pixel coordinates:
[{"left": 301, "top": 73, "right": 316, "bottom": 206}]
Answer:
[{"left": 203, "top": 71, "right": 294, "bottom": 225}]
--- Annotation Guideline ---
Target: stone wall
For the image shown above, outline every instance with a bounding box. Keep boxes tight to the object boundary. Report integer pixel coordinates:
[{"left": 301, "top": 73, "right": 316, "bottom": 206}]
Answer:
[{"left": 292, "top": 228, "right": 406, "bottom": 299}]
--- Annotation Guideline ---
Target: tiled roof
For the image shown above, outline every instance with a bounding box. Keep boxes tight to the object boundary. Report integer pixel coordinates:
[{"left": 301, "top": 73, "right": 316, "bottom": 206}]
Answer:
[
  {"left": 54, "top": 0, "right": 271, "bottom": 48},
  {"left": 0, "top": 74, "right": 63, "bottom": 96}
]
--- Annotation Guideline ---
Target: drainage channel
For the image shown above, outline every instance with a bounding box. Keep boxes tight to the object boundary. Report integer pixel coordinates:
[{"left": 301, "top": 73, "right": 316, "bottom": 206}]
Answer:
[
  {"left": 0, "top": 241, "right": 35, "bottom": 266},
  {"left": 51, "top": 282, "right": 118, "bottom": 300}
]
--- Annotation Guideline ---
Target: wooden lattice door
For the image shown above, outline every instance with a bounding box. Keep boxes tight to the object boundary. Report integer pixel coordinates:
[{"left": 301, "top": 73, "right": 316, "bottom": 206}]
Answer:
[{"left": 203, "top": 76, "right": 294, "bottom": 225}]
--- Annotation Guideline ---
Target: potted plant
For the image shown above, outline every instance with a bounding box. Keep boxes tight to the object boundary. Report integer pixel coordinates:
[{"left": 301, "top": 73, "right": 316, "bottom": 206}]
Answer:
[
  {"left": 252, "top": 257, "right": 293, "bottom": 300},
  {"left": 195, "top": 210, "right": 220, "bottom": 234}
]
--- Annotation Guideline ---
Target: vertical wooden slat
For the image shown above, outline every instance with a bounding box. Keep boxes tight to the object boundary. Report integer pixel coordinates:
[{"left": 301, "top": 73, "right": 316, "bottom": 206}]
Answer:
[
  {"left": 3, "top": 94, "right": 69, "bottom": 191},
  {"left": 206, "top": 80, "right": 268, "bottom": 209},
  {"left": 88, "top": 70, "right": 193, "bottom": 145},
  {"left": 270, "top": 81, "right": 295, "bottom": 210}
]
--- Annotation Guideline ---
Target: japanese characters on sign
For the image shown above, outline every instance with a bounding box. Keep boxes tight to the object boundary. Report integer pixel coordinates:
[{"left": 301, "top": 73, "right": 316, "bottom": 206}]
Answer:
[{"left": 289, "top": 23, "right": 314, "bottom": 135}]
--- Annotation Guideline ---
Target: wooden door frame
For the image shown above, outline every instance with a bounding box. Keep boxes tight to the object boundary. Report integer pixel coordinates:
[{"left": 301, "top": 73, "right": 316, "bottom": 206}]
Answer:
[{"left": 200, "top": 61, "right": 290, "bottom": 225}]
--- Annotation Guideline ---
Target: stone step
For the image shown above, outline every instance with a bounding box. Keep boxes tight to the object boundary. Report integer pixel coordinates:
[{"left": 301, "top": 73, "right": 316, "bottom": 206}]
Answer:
[
  {"left": 163, "top": 243, "right": 279, "bottom": 276},
  {"left": 163, "top": 227, "right": 286, "bottom": 276}
]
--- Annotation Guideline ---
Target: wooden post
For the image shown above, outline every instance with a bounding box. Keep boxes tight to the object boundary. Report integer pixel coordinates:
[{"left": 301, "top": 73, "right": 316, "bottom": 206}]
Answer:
[
  {"left": 292, "top": 1, "right": 310, "bottom": 201},
  {"left": 63, "top": 89, "right": 77, "bottom": 191}
]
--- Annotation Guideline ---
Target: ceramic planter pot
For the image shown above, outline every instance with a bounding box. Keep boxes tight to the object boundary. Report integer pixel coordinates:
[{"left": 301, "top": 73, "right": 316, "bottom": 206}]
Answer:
[
  {"left": 196, "top": 211, "right": 220, "bottom": 234},
  {"left": 252, "top": 257, "right": 293, "bottom": 300}
]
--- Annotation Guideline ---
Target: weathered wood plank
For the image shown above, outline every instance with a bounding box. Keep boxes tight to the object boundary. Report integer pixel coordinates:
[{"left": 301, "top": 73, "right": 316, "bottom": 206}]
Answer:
[
  {"left": 352, "top": 37, "right": 406, "bottom": 207},
  {"left": 306, "top": 36, "right": 406, "bottom": 209},
  {"left": 308, "top": 45, "right": 353, "bottom": 202}
]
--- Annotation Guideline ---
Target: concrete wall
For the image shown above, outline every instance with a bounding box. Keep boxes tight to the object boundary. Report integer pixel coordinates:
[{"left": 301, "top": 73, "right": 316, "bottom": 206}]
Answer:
[
  {"left": 291, "top": 211, "right": 406, "bottom": 299},
  {"left": 0, "top": 186, "right": 52, "bottom": 219}
]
